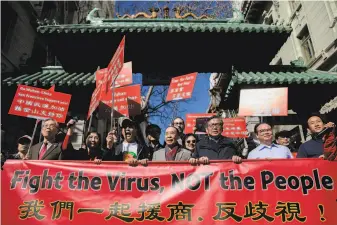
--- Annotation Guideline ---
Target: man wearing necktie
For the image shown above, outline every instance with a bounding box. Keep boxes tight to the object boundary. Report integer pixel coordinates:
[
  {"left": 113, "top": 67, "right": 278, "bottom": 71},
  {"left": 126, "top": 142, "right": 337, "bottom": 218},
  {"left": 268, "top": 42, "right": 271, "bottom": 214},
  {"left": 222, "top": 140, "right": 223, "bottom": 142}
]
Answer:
[{"left": 26, "top": 118, "right": 75, "bottom": 160}]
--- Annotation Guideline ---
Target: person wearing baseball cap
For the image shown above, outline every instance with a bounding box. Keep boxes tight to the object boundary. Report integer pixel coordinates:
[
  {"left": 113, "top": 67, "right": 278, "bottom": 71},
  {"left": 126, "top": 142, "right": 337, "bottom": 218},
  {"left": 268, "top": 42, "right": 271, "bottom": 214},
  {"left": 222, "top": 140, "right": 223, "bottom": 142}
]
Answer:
[
  {"left": 114, "top": 117, "right": 150, "bottom": 166},
  {"left": 7, "top": 135, "right": 32, "bottom": 159}
]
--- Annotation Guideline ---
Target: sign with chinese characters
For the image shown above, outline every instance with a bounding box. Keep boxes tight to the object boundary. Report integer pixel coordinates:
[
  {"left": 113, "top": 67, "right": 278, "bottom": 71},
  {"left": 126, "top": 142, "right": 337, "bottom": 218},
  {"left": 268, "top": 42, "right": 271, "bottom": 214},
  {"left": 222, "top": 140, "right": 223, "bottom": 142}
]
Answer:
[
  {"left": 8, "top": 85, "right": 71, "bottom": 123},
  {"left": 238, "top": 88, "right": 288, "bottom": 117},
  {"left": 166, "top": 72, "right": 197, "bottom": 102},
  {"left": 104, "top": 36, "right": 125, "bottom": 93},
  {"left": 95, "top": 68, "right": 107, "bottom": 88},
  {"left": 185, "top": 113, "right": 216, "bottom": 134},
  {"left": 87, "top": 84, "right": 103, "bottom": 119},
  {"left": 101, "top": 84, "right": 141, "bottom": 117},
  {"left": 222, "top": 117, "right": 248, "bottom": 138},
  {"left": 115, "top": 62, "right": 132, "bottom": 88},
  {"left": 2, "top": 160, "right": 337, "bottom": 225},
  {"left": 96, "top": 62, "right": 132, "bottom": 89}
]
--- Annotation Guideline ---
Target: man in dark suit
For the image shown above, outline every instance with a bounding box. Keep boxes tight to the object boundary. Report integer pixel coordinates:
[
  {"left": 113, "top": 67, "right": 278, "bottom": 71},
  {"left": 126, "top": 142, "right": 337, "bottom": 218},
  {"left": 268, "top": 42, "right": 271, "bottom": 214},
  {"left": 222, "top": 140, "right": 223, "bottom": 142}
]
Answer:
[{"left": 27, "top": 118, "right": 75, "bottom": 160}]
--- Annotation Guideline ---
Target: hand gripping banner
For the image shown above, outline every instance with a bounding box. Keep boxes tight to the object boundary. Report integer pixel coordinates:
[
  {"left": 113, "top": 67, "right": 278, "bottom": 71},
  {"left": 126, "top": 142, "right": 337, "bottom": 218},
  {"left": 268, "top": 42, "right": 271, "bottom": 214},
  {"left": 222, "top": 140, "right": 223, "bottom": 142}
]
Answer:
[{"left": 1, "top": 159, "right": 337, "bottom": 225}]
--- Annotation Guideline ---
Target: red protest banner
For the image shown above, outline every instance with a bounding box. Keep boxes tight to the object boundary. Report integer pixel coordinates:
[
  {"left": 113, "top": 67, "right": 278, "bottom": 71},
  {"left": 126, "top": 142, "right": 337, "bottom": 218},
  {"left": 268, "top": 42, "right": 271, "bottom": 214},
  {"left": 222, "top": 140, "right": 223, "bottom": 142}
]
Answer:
[
  {"left": 222, "top": 117, "right": 248, "bottom": 138},
  {"left": 8, "top": 85, "right": 71, "bottom": 123},
  {"left": 96, "top": 62, "right": 132, "bottom": 89},
  {"left": 166, "top": 72, "right": 197, "bottom": 102},
  {"left": 2, "top": 159, "right": 337, "bottom": 225},
  {"left": 238, "top": 87, "right": 288, "bottom": 116},
  {"left": 104, "top": 36, "right": 125, "bottom": 93},
  {"left": 115, "top": 62, "right": 132, "bottom": 88},
  {"left": 95, "top": 68, "right": 107, "bottom": 88},
  {"left": 185, "top": 113, "right": 216, "bottom": 133},
  {"left": 87, "top": 84, "right": 103, "bottom": 119},
  {"left": 101, "top": 84, "right": 141, "bottom": 117}
]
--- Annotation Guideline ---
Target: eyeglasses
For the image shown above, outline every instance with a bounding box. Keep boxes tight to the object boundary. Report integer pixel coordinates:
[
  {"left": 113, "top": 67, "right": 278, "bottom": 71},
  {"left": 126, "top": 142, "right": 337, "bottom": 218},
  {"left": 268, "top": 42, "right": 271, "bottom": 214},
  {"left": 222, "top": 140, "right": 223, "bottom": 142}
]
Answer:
[
  {"left": 174, "top": 122, "right": 184, "bottom": 125},
  {"left": 258, "top": 128, "right": 272, "bottom": 134},
  {"left": 186, "top": 140, "right": 196, "bottom": 144},
  {"left": 42, "top": 124, "right": 56, "bottom": 129},
  {"left": 208, "top": 123, "right": 222, "bottom": 128}
]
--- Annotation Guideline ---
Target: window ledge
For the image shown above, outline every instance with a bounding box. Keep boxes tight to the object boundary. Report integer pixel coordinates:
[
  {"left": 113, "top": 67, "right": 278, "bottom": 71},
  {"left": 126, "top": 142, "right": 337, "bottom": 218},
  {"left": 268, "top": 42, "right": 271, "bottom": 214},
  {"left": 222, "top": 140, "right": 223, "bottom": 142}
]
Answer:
[{"left": 289, "top": 3, "right": 302, "bottom": 24}]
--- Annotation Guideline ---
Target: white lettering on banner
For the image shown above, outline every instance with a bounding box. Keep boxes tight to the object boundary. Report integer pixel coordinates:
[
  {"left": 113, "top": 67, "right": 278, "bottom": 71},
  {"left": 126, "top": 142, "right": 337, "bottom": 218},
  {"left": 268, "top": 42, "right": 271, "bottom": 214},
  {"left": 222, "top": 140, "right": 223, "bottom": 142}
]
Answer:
[
  {"left": 179, "top": 87, "right": 184, "bottom": 92},
  {"left": 14, "top": 106, "right": 22, "bottom": 111},
  {"left": 42, "top": 104, "right": 49, "bottom": 109},
  {"left": 25, "top": 101, "right": 33, "bottom": 106},
  {"left": 41, "top": 111, "right": 47, "bottom": 116},
  {"left": 23, "top": 108, "right": 31, "bottom": 113},
  {"left": 182, "top": 93, "right": 186, "bottom": 97},
  {"left": 56, "top": 114, "right": 63, "bottom": 118},
  {"left": 186, "top": 92, "right": 191, "bottom": 96},
  {"left": 33, "top": 102, "right": 41, "bottom": 107},
  {"left": 41, "top": 91, "right": 52, "bottom": 96},
  {"left": 17, "top": 99, "right": 24, "bottom": 104},
  {"left": 18, "top": 93, "right": 25, "bottom": 97},
  {"left": 48, "top": 112, "right": 55, "bottom": 117},
  {"left": 32, "top": 109, "right": 39, "bottom": 114}
]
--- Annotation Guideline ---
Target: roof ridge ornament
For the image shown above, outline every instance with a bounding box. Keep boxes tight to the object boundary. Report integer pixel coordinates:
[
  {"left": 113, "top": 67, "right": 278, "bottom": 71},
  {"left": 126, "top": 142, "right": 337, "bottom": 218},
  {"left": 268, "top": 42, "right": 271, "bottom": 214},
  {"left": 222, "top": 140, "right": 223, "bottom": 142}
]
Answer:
[
  {"left": 116, "top": 7, "right": 159, "bottom": 19},
  {"left": 290, "top": 57, "right": 305, "bottom": 67},
  {"left": 228, "top": 8, "right": 245, "bottom": 23},
  {"left": 173, "top": 7, "right": 212, "bottom": 19},
  {"left": 86, "top": 8, "right": 103, "bottom": 25}
]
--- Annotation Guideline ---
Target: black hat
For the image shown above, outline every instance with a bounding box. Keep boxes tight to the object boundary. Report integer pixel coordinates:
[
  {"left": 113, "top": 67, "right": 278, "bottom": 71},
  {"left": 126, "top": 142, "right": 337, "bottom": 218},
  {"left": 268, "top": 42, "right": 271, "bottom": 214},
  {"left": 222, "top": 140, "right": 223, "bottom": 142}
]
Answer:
[
  {"left": 17, "top": 135, "right": 32, "bottom": 144},
  {"left": 120, "top": 117, "right": 136, "bottom": 128}
]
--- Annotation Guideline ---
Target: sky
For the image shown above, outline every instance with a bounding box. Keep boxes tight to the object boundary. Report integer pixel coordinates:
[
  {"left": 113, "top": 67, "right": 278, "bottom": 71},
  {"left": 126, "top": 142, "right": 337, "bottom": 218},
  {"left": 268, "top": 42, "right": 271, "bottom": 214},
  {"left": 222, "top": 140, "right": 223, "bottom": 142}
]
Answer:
[{"left": 133, "top": 73, "right": 211, "bottom": 144}]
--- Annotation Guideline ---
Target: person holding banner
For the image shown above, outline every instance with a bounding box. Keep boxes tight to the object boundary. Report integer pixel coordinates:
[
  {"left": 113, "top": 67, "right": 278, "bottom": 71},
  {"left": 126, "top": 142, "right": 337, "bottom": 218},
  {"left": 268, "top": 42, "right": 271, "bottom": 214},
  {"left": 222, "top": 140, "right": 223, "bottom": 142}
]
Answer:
[
  {"left": 26, "top": 118, "right": 75, "bottom": 160},
  {"left": 75, "top": 131, "right": 104, "bottom": 164},
  {"left": 102, "top": 129, "right": 119, "bottom": 161},
  {"left": 152, "top": 127, "right": 191, "bottom": 161},
  {"left": 189, "top": 116, "right": 242, "bottom": 165},
  {"left": 114, "top": 118, "right": 150, "bottom": 166},
  {"left": 297, "top": 114, "right": 336, "bottom": 159},
  {"left": 183, "top": 133, "right": 198, "bottom": 153},
  {"left": 248, "top": 123, "right": 293, "bottom": 159}
]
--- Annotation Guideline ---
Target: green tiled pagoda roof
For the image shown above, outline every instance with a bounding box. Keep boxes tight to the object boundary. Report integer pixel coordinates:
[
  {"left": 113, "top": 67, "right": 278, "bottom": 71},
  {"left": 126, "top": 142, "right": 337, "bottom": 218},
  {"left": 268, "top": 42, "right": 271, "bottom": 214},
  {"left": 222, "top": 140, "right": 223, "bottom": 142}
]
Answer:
[
  {"left": 37, "top": 19, "right": 292, "bottom": 34},
  {"left": 2, "top": 67, "right": 95, "bottom": 87},
  {"left": 224, "top": 69, "right": 337, "bottom": 98}
]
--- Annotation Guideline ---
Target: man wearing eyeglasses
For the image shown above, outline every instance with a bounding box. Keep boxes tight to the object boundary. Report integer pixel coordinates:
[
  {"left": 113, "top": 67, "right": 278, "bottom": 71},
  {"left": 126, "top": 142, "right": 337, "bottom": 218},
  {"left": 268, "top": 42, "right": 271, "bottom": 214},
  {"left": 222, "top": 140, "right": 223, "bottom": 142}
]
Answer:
[
  {"left": 248, "top": 123, "right": 293, "bottom": 159},
  {"left": 189, "top": 116, "right": 242, "bottom": 165},
  {"left": 172, "top": 117, "right": 186, "bottom": 145},
  {"left": 26, "top": 118, "right": 75, "bottom": 160}
]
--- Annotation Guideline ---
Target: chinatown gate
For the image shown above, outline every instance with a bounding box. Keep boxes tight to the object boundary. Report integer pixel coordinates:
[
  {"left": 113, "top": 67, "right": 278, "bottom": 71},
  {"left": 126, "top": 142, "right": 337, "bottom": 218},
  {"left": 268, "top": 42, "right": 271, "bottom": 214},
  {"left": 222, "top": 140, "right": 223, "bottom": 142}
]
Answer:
[{"left": 2, "top": 7, "right": 336, "bottom": 150}]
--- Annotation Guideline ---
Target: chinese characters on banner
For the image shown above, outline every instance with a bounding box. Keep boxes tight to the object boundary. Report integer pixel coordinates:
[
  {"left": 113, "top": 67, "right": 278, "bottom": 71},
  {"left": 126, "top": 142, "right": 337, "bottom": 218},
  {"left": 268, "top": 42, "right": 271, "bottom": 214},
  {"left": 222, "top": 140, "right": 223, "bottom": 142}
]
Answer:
[
  {"left": 95, "top": 62, "right": 132, "bottom": 89},
  {"left": 222, "top": 117, "right": 248, "bottom": 138},
  {"left": 2, "top": 160, "right": 337, "bottom": 225},
  {"left": 166, "top": 72, "right": 197, "bottom": 102},
  {"left": 115, "top": 62, "right": 132, "bottom": 88},
  {"left": 185, "top": 113, "right": 216, "bottom": 133},
  {"left": 238, "top": 87, "right": 288, "bottom": 116},
  {"left": 101, "top": 84, "right": 141, "bottom": 117},
  {"left": 8, "top": 85, "right": 71, "bottom": 123},
  {"left": 104, "top": 36, "right": 125, "bottom": 93}
]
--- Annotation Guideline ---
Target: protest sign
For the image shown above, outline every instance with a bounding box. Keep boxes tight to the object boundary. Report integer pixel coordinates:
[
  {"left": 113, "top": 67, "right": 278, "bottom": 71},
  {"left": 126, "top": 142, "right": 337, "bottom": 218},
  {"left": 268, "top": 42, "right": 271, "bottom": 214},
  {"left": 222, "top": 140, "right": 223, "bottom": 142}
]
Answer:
[
  {"left": 166, "top": 72, "right": 197, "bottom": 102},
  {"left": 8, "top": 85, "right": 71, "bottom": 123},
  {"left": 101, "top": 84, "right": 141, "bottom": 117},
  {"left": 115, "top": 62, "right": 132, "bottom": 88},
  {"left": 2, "top": 159, "right": 337, "bottom": 225},
  {"left": 185, "top": 113, "right": 216, "bottom": 133},
  {"left": 222, "top": 117, "right": 248, "bottom": 138},
  {"left": 87, "top": 84, "right": 103, "bottom": 120},
  {"left": 95, "top": 68, "right": 107, "bottom": 88},
  {"left": 238, "top": 87, "right": 288, "bottom": 116},
  {"left": 104, "top": 36, "right": 125, "bottom": 93},
  {"left": 96, "top": 62, "right": 132, "bottom": 89}
]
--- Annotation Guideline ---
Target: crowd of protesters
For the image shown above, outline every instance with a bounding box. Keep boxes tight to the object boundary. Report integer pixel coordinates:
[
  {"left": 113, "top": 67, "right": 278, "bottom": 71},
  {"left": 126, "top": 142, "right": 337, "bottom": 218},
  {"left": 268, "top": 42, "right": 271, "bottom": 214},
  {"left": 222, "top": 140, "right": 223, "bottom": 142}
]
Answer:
[{"left": 1, "top": 113, "right": 336, "bottom": 168}]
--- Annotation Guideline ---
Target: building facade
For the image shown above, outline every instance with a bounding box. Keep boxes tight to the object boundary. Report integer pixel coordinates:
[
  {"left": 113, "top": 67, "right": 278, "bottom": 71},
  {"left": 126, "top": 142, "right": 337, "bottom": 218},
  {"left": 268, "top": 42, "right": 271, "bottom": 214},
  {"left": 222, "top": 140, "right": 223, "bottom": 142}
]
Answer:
[{"left": 242, "top": 0, "right": 337, "bottom": 71}]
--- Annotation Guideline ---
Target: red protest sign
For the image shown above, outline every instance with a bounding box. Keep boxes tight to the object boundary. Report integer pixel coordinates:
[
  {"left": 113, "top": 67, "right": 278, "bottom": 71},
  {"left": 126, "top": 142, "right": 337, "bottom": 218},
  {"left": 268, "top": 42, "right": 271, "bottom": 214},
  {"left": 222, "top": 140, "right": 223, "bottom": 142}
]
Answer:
[
  {"left": 222, "top": 117, "right": 248, "bottom": 138},
  {"left": 185, "top": 113, "right": 216, "bottom": 133},
  {"left": 87, "top": 84, "right": 103, "bottom": 119},
  {"left": 101, "top": 84, "right": 141, "bottom": 117},
  {"left": 166, "top": 72, "right": 197, "bottom": 102},
  {"left": 104, "top": 36, "right": 125, "bottom": 93},
  {"left": 95, "top": 68, "right": 107, "bottom": 88},
  {"left": 8, "top": 85, "right": 71, "bottom": 123},
  {"left": 115, "top": 62, "right": 132, "bottom": 88},
  {"left": 238, "top": 87, "right": 288, "bottom": 116},
  {"left": 2, "top": 160, "right": 337, "bottom": 225}
]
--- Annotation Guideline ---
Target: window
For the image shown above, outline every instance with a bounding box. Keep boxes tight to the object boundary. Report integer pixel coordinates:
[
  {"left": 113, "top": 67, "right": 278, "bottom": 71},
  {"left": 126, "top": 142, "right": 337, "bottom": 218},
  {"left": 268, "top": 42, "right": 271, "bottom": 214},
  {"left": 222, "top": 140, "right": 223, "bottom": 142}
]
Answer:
[
  {"left": 289, "top": 0, "right": 301, "bottom": 12},
  {"left": 298, "top": 26, "right": 315, "bottom": 63},
  {"left": 275, "top": 58, "right": 283, "bottom": 65},
  {"left": 1, "top": 2, "right": 18, "bottom": 52}
]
